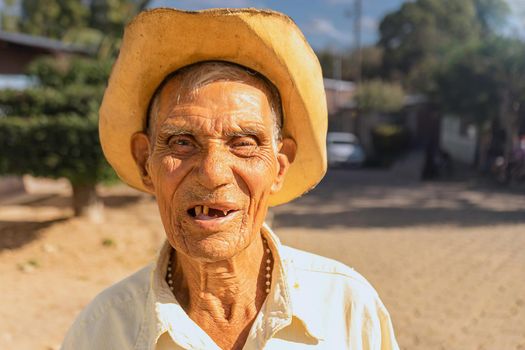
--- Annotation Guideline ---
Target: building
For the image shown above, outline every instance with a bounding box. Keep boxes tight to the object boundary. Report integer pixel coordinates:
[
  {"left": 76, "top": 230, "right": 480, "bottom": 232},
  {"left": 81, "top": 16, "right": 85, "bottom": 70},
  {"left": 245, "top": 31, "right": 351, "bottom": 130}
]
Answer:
[{"left": 0, "top": 30, "right": 93, "bottom": 89}]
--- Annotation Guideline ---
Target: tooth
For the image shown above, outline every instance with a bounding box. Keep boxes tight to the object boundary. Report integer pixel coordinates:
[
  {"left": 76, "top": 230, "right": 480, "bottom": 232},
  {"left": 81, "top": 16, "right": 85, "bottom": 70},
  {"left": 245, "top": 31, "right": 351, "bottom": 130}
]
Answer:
[
  {"left": 223, "top": 210, "right": 228, "bottom": 216},
  {"left": 195, "top": 206, "right": 202, "bottom": 216},
  {"left": 203, "top": 205, "right": 209, "bottom": 216}
]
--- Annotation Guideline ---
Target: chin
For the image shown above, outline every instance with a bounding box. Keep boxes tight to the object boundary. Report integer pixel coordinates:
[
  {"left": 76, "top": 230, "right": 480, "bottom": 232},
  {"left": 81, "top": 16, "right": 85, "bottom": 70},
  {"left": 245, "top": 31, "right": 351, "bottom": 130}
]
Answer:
[{"left": 171, "top": 226, "right": 253, "bottom": 262}]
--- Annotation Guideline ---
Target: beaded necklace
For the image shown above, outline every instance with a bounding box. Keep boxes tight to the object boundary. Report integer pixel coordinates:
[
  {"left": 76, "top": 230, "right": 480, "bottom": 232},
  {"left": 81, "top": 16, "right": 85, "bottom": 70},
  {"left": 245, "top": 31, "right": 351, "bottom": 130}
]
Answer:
[{"left": 166, "top": 237, "right": 273, "bottom": 294}]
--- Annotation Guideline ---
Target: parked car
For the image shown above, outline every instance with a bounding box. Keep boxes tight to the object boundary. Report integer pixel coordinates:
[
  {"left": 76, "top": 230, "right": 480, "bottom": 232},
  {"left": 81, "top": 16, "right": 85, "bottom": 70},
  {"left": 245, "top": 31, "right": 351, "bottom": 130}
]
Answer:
[{"left": 327, "top": 132, "right": 365, "bottom": 168}]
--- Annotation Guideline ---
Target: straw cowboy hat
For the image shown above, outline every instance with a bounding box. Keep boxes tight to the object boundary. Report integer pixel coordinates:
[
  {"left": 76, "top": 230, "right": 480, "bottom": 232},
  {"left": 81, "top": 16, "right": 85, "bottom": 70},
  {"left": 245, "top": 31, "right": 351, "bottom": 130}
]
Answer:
[{"left": 99, "top": 8, "right": 327, "bottom": 206}]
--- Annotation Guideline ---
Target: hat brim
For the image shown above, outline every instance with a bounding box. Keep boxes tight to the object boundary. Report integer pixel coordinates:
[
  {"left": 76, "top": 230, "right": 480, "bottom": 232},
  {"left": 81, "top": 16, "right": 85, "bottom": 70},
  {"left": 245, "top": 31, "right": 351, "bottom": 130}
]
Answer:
[{"left": 99, "top": 8, "right": 327, "bottom": 206}]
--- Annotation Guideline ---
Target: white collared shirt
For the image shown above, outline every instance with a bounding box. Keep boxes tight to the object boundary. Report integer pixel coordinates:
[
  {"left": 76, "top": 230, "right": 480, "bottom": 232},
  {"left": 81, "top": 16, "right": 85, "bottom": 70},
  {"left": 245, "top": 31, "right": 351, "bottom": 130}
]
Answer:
[{"left": 61, "top": 225, "right": 399, "bottom": 349}]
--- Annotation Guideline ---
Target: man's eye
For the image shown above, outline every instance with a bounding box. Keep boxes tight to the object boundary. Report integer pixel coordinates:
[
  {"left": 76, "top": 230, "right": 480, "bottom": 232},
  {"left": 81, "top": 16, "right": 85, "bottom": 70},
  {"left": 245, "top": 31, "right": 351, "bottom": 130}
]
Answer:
[
  {"left": 167, "top": 136, "right": 195, "bottom": 152},
  {"left": 230, "top": 136, "right": 259, "bottom": 156},
  {"left": 231, "top": 137, "right": 258, "bottom": 148},
  {"left": 234, "top": 141, "right": 256, "bottom": 147}
]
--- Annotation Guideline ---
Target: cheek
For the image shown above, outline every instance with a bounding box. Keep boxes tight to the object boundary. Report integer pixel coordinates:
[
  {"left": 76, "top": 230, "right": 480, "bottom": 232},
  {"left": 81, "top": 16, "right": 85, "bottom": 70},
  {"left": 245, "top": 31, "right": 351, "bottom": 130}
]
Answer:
[
  {"left": 154, "top": 154, "right": 187, "bottom": 181},
  {"left": 151, "top": 156, "right": 193, "bottom": 203},
  {"left": 236, "top": 153, "right": 277, "bottom": 200}
]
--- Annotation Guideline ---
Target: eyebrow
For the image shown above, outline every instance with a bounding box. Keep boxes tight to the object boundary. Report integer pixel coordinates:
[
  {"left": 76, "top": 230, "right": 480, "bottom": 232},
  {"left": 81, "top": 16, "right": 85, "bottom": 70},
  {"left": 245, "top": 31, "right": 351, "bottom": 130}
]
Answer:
[
  {"left": 224, "top": 126, "right": 262, "bottom": 137},
  {"left": 158, "top": 124, "right": 193, "bottom": 136},
  {"left": 158, "top": 124, "right": 264, "bottom": 137}
]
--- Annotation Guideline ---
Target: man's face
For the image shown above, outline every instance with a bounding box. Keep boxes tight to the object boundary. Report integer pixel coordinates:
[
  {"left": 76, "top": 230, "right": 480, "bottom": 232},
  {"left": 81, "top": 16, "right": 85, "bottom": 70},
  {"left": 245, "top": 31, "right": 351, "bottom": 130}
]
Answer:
[{"left": 136, "top": 77, "right": 289, "bottom": 262}]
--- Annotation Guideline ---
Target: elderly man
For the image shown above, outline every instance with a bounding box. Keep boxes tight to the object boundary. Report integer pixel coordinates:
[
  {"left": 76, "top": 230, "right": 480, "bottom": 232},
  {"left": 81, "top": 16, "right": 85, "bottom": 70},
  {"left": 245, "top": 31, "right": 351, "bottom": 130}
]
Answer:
[{"left": 62, "top": 8, "right": 399, "bottom": 350}]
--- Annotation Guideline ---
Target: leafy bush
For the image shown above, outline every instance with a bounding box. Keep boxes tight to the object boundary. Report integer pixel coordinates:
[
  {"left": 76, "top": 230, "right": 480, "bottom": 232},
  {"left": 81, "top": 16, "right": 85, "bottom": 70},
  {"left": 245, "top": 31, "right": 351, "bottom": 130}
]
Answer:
[
  {"left": 0, "top": 85, "right": 103, "bottom": 116},
  {"left": 355, "top": 80, "right": 405, "bottom": 113},
  {"left": 26, "top": 56, "right": 112, "bottom": 88},
  {"left": 0, "top": 114, "right": 113, "bottom": 185}
]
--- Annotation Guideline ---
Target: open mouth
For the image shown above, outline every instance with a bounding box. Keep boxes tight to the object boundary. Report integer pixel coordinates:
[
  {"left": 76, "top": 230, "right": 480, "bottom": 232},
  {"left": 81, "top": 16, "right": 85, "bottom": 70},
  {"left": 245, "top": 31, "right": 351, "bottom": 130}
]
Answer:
[{"left": 188, "top": 205, "right": 238, "bottom": 220}]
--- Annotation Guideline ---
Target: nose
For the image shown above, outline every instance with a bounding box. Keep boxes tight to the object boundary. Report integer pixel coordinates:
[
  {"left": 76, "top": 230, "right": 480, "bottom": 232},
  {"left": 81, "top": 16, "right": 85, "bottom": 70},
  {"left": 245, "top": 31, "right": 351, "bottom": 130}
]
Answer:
[{"left": 196, "top": 144, "right": 235, "bottom": 190}]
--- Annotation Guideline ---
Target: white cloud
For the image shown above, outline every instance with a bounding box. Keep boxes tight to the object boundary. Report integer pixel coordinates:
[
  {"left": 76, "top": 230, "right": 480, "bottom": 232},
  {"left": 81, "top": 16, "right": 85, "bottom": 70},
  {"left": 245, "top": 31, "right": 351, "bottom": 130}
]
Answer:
[
  {"left": 361, "top": 16, "right": 378, "bottom": 31},
  {"left": 308, "top": 18, "right": 352, "bottom": 44}
]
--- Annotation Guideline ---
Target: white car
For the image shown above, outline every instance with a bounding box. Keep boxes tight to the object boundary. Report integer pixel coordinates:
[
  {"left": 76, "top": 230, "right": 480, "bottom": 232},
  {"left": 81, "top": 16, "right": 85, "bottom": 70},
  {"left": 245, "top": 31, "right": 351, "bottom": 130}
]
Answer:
[{"left": 327, "top": 132, "right": 365, "bottom": 167}]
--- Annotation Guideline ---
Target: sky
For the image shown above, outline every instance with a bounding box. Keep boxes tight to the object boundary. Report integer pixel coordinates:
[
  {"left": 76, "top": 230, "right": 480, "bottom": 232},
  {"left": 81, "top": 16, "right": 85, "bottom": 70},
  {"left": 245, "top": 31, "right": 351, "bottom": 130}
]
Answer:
[
  {"left": 150, "top": 0, "right": 525, "bottom": 51},
  {"left": 149, "top": 0, "right": 406, "bottom": 50}
]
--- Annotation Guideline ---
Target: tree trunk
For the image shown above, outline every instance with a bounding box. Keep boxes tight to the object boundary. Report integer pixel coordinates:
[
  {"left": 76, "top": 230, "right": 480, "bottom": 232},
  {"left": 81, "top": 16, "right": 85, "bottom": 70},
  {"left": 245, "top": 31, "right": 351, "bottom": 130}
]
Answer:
[
  {"left": 500, "top": 89, "right": 518, "bottom": 158},
  {"left": 71, "top": 182, "right": 104, "bottom": 222}
]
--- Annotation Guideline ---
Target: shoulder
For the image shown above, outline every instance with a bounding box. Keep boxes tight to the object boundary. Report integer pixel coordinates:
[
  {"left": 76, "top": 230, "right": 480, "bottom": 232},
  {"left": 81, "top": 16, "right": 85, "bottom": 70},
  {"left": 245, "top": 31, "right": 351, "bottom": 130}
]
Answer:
[
  {"left": 281, "top": 245, "right": 377, "bottom": 295},
  {"left": 281, "top": 246, "right": 400, "bottom": 349},
  {"left": 61, "top": 264, "right": 153, "bottom": 350}
]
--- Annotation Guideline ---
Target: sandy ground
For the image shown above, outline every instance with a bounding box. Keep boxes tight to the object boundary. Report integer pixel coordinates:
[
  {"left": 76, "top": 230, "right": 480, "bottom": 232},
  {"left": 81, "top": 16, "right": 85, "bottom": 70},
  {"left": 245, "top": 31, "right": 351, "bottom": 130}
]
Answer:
[{"left": 1, "top": 156, "right": 525, "bottom": 350}]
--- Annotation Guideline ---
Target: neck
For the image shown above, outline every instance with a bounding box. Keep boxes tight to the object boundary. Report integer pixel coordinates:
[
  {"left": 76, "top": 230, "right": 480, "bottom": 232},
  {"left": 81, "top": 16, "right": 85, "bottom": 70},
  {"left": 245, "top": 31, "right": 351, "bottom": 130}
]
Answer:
[{"left": 170, "top": 233, "right": 269, "bottom": 323}]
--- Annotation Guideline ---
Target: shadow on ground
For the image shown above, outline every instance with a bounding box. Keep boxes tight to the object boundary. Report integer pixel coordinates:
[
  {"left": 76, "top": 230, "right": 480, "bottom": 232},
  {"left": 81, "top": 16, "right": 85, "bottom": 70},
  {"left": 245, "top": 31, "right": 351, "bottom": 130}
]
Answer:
[
  {"left": 0, "top": 192, "right": 146, "bottom": 251},
  {"left": 274, "top": 206, "right": 525, "bottom": 229},
  {"left": 10, "top": 193, "right": 143, "bottom": 209},
  {"left": 273, "top": 166, "right": 525, "bottom": 229},
  {"left": 0, "top": 218, "right": 68, "bottom": 251}
]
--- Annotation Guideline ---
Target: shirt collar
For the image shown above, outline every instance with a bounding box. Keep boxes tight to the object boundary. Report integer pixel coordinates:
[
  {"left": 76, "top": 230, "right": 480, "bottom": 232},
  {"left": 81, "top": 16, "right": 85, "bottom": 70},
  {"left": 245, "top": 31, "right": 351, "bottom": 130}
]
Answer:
[
  {"left": 146, "top": 224, "right": 323, "bottom": 349},
  {"left": 264, "top": 224, "right": 325, "bottom": 341}
]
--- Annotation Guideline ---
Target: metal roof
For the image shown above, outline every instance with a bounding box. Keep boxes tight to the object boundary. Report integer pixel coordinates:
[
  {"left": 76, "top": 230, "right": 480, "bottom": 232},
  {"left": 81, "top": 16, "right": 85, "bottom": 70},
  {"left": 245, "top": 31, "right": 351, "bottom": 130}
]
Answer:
[{"left": 0, "top": 30, "right": 94, "bottom": 55}]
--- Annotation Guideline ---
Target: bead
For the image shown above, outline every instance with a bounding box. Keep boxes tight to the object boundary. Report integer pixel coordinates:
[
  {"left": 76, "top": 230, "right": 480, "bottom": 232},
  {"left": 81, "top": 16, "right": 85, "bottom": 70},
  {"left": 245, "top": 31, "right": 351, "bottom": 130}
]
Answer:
[
  {"left": 168, "top": 279, "right": 173, "bottom": 284},
  {"left": 266, "top": 266, "right": 271, "bottom": 271},
  {"left": 265, "top": 288, "right": 270, "bottom": 293},
  {"left": 266, "top": 273, "right": 271, "bottom": 278},
  {"left": 265, "top": 281, "right": 270, "bottom": 286},
  {"left": 266, "top": 249, "right": 270, "bottom": 253},
  {"left": 266, "top": 259, "right": 271, "bottom": 264},
  {"left": 167, "top": 273, "right": 172, "bottom": 278}
]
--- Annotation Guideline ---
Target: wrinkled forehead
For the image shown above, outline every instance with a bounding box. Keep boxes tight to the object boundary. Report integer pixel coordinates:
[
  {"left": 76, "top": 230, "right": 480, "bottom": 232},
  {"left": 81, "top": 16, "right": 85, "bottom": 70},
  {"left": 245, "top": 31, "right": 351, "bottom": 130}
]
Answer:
[
  {"left": 146, "top": 62, "right": 283, "bottom": 140},
  {"left": 156, "top": 68, "right": 273, "bottom": 108}
]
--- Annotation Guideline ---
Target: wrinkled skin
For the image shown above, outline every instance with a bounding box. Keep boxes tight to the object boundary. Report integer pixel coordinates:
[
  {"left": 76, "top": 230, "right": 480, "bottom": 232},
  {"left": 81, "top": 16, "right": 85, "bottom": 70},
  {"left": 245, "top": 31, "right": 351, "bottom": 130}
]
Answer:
[{"left": 131, "top": 76, "right": 296, "bottom": 350}]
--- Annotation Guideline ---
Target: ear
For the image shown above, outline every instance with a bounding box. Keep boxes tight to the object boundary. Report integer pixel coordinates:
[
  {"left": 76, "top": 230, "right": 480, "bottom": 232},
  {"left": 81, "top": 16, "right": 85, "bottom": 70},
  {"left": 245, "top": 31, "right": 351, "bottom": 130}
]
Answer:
[
  {"left": 271, "top": 137, "right": 297, "bottom": 194},
  {"left": 130, "top": 132, "right": 155, "bottom": 193}
]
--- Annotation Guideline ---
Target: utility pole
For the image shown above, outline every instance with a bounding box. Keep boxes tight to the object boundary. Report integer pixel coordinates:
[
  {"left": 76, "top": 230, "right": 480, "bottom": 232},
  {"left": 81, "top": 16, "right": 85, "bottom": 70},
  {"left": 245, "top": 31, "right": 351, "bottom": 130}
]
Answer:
[
  {"left": 354, "top": 0, "right": 362, "bottom": 84},
  {"left": 333, "top": 54, "right": 342, "bottom": 80}
]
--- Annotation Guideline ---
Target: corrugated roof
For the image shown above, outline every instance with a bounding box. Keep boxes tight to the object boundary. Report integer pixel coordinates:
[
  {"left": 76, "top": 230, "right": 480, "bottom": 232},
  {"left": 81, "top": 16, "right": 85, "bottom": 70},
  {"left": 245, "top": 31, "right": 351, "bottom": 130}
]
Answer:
[{"left": 0, "top": 30, "right": 94, "bottom": 55}]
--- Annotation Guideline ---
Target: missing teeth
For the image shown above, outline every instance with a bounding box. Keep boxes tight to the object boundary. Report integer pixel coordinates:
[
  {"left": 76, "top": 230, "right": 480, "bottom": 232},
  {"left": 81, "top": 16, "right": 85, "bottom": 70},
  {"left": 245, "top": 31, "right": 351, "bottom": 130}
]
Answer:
[{"left": 189, "top": 205, "right": 233, "bottom": 218}]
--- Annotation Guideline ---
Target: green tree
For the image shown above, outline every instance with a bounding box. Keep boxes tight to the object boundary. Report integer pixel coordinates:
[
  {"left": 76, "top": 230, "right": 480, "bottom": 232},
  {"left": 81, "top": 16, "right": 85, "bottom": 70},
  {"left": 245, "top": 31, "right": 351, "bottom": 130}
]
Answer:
[
  {"left": 355, "top": 80, "right": 405, "bottom": 113},
  {"left": 3, "top": 0, "right": 151, "bottom": 45},
  {"left": 0, "top": 57, "right": 114, "bottom": 216},
  {"left": 0, "top": 0, "right": 19, "bottom": 32},
  {"left": 0, "top": 0, "right": 152, "bottom": 217},
  {"left": 436, "top": 37, "right": 525, "bottom": 155},
  {"left": 378, "top": 0, "right": 509, "bottom": 92},
  {"left": 316, "top": 46, "right": 384, "bottom": 81},
  {"left": 19, "top": 0, "right": 89, "bottom": 39},
  {"left": 89, "top": 0, "right": 150, "bottom": 38}
]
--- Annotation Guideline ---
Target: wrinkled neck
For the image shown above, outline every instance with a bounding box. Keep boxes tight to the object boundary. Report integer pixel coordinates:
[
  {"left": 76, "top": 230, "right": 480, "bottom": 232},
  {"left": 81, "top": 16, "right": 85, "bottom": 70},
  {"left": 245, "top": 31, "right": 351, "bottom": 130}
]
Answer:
[{"left": 171, "top": 234, "right": 267, "bottom": 316}]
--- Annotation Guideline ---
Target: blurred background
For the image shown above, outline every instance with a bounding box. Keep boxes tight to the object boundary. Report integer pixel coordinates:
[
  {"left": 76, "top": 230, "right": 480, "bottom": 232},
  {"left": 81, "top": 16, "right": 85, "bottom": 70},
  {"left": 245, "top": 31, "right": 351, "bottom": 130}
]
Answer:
[{"left": 0, "top": 0, "right": 524, "bottom": 349}]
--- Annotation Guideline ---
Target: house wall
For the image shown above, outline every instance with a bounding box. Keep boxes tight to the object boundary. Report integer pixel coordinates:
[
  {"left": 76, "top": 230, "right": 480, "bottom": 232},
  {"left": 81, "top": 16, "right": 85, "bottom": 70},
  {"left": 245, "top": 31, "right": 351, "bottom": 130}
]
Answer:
[
  {"left": 440, "top": 116, "right": 477, "bottom": 164},
  {"left": 0, "top": 43, "right": 51, "bottom": 74}
]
